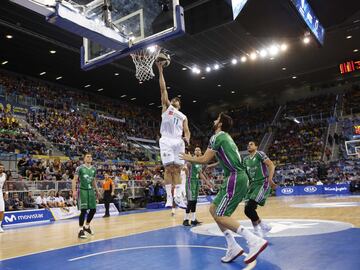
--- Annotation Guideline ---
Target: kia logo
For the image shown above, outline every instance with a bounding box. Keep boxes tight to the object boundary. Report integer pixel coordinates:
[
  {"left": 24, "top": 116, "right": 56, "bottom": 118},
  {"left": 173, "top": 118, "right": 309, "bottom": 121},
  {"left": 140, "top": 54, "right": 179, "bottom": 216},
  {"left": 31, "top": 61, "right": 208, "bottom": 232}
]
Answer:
[
  {"left": 282, "top": 188, "right": 294, "bottom": 194},
  {"left": 4, "top": 215, "right": 17, "bottom": 223},
  {"left": 304, "top": 186, "right": 317, "bottom": 193}
]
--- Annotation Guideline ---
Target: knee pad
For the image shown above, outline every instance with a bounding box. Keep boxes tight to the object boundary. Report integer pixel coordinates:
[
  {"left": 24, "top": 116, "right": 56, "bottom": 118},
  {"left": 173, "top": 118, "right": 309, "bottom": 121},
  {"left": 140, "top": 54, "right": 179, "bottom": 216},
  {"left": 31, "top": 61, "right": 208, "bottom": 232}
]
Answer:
[{"left": 244, "top": 200, "right": 259, "bottom": 222}]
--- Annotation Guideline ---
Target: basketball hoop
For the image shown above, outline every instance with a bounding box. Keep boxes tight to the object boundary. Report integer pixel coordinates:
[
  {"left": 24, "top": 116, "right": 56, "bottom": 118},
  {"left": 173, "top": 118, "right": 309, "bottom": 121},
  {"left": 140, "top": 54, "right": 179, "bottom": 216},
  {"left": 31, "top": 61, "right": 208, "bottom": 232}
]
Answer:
[{"left": 130, "top": 45, "right": 161, "bottom": 82}]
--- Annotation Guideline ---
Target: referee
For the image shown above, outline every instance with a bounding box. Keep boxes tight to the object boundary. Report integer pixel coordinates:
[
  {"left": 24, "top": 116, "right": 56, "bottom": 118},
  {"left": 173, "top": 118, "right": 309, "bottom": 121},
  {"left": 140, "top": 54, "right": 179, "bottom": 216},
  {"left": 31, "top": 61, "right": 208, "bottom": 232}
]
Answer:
[{"left": 103, "top": 172, "right": 115, "bottom": 218}]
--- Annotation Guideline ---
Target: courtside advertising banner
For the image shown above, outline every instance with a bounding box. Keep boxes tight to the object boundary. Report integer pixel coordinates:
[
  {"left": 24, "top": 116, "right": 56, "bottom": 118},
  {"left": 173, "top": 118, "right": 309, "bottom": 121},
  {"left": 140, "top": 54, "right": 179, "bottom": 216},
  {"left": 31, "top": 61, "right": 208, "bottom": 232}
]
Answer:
[{"left": 3, "top": 209, "right": 53, "bottom": 226}]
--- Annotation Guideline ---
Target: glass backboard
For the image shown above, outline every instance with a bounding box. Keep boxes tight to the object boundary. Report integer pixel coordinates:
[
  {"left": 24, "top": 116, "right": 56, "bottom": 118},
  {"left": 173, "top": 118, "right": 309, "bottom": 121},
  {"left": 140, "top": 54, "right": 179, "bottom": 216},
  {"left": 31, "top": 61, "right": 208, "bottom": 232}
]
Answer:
[{"left": 79, "top": 0, "right": 185, "bottom": 70}]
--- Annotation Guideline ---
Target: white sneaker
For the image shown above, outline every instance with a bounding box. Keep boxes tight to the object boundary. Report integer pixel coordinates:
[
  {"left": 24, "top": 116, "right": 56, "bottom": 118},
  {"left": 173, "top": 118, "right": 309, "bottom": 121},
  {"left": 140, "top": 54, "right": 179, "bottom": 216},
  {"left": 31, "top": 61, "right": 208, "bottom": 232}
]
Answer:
[
  {"left": 260, "top": 223, "right": 272, "bottom": 234},
  {"left": 221, "top": 244, "right": 244, "bottom": 263},
  {"left": 174, "top": 195, "right": 187, "bottom": 209},
  {"left": 244, "top": 237, "right": 268, "bottom": 264},
  {"left": 165, "top": 198, "right": 173, "bottom": 208},
  {"left": 254, "top": 223, "right": 272, "bottom": 238},
  {"left": 0, "top": 227, "right": 4, "bottom": 233}
]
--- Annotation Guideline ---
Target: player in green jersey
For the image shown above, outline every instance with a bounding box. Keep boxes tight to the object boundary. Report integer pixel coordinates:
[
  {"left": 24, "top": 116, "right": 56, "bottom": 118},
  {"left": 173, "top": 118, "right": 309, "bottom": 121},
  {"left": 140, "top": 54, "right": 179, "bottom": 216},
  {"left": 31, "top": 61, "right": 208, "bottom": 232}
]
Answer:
[
  {"left": 183, "top": 147, "right": 212, "bottom": 227},
  {"left": 72, "top": 153, "right": 100, "bottom": 239},
  {"left": 180, "top": 113, "right": 268, "bottom": 265},
  {"left": 243, "top": 141, "right": 276, "bottom": 238}
]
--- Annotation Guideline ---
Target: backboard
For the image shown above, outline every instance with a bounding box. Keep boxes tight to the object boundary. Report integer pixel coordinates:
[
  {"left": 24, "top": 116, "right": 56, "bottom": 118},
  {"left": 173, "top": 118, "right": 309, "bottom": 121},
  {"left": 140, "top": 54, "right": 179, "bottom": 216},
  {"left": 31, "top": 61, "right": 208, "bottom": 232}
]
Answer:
[
  {"left": 80, "top": 0, "right": 185, "bottom": 70},
  {"left": 345, "top": 140, "right": 360, "bottom": 156},
  {"left": 11, "top": 0, "right": 185, "bottom": 70}
]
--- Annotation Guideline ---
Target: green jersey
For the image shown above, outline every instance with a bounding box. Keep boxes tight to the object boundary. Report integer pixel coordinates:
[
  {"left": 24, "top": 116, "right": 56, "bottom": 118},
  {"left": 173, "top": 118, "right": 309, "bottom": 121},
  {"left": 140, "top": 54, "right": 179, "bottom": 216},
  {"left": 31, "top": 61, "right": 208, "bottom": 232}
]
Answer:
[
  {"left": 76, "top": 164, "right": 97, "bottom": 190},
  {"left": 243, "top": 151, "right": 269, "bottom": 183},
  {"left": 190, "top": 163, "right": 202, "bottom": 180},
  {"left": 208, "top": 131, "right": 246, "bottom": 176}
]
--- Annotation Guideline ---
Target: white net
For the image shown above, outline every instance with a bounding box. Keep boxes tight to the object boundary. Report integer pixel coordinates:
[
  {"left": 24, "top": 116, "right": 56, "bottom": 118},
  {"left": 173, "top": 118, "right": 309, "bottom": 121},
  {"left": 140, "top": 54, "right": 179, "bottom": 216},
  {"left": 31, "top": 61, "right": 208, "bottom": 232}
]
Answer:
[{"left": 130, "top": 46, "right": 161, "bottom": 82}]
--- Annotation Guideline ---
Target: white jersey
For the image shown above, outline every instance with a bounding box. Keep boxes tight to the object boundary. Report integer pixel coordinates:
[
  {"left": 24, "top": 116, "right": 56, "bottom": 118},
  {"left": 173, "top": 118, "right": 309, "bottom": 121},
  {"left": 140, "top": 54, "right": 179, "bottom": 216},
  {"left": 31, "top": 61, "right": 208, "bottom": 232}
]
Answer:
[
  {"left": 0, "top": 173, "right": 5, "bottom": 192},
  {"left": 160, "top": 105, "right": 187, "bottom": 139}
]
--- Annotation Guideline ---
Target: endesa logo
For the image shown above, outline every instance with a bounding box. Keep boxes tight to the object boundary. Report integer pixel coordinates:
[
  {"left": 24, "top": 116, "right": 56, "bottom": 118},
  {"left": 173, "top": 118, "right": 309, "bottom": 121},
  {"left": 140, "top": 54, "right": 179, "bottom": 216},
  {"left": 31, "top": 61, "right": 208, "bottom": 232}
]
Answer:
[
  {"left": 304, "top": 186, "right": 317, "bottom": 193},
  {"left": 281, "top": 188, "right": 294, "bottom": 194}
]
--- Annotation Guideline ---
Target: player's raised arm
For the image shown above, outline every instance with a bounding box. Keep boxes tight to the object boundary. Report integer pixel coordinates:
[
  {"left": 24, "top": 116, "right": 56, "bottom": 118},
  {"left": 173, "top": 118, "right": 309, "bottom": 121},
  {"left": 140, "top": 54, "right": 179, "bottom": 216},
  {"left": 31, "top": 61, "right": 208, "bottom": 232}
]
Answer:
[
  {"left": 156, "top": 62, "right": 170, "bottom": 112},
  {"left": 183, "top": 118, "right": 191, "bottom": 145}
]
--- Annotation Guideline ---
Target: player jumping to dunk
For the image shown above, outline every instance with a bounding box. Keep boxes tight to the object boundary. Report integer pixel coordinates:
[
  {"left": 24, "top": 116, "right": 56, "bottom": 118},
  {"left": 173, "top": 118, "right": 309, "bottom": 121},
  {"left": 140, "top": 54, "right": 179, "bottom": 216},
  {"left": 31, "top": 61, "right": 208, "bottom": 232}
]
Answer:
[
  {"left": 180, "top": 113, "right": 268, "bottom": 264},
  {"left": 156, "top": 62, "right": 190, "bottom": 211}
]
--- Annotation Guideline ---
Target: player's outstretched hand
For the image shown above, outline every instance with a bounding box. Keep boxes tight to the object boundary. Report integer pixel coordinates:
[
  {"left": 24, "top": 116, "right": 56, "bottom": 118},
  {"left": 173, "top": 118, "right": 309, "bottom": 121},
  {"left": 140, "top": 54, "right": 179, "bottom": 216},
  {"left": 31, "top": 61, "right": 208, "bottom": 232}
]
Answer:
[{"left": 179, "top": 152, "right": 192, "bottom": 162}]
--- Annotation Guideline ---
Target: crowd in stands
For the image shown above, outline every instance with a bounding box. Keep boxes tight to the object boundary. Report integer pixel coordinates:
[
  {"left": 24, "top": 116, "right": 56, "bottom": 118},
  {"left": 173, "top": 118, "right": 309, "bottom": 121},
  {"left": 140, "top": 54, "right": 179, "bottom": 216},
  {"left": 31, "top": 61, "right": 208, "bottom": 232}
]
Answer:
[
  {"left": 0, "top": 109, "right": 47, "bottom": 155},
  {"left": 1, "top": 69, "right": 360, "bottom": 214},
  {"left": 343, "top": 85, "right": 360, "bottom": 115},
  {"left": 275, "top": 158, "right": 360, "bottom": 187},
  {"left": 282, "top": 93, "right": 336, "bottom": 117},
  {"left": 268, "top": 122, "right": 326, "bottom": 165}
]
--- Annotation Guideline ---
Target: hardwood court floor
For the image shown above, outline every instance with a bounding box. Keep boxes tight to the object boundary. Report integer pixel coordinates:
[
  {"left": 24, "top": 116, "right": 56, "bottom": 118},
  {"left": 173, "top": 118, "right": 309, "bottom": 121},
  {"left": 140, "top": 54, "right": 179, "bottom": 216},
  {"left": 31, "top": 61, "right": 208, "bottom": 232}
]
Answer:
[{"left": 1, "top": 195, "right": 360, "bottom": 261}]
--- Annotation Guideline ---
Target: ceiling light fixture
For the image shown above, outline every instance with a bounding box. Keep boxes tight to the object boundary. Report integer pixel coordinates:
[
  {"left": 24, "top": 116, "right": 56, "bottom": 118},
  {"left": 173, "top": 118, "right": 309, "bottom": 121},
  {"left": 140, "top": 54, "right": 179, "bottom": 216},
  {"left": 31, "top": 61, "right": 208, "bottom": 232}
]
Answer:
[
  {"left": 39, "top": 72, "right": 46, "bottom": 76},
  {"left": 49, "top": 50, "right": 56, "bottom": 54},
  {"left": 214, "top": 64, "right": 220, "bottom": 70},
  {"left": 354, "top": 49, "right": 359, "bottom": 53},
  {"left": 6, "top": 35, "right": 13, "bottom": 39},
  {"left": 241, "top": 56, "right": 247, "bottom": 62},
  {"left": 231, "top": 58, "right": 238, "bottom": 64},
  {"left": 114, "top": 73, "right": 119, "bottom": 76},
  {"left": 250, "top": 52, "right": 257, "bottom": 60},
  {"left": 303, "top": 37, "right": 310, "bottom": 44},
  {"left": 84, "top": 84, "right": 91, "bottom": 88},
  {"left": 1, "top": 60, "right": 8, "bottom": 65},
  {"left": 131, "top": 97, "right": 136, "bottom": 100},
  {"left": 182, "top": 67, "right": 187, "bottom": 71},
  {"left": 206, "top": 67, "right": 211, "bottom": 72},
  {"left": 268, "top": 45, "right": 279, "bottom": 56},
  {"left": 97, "top": 88, "right": 104, "bottom": 92},
  {"left": 120, "top": 94, "right": 127, "bottom": 98},
  {"left": 149, "top": 103, "right": 154, "bottom": 105},
  {"left": 56, "top": 76, "right": 62, "bottom": 80},
  {"left": 292, "top": 76, "right": 297, "bottom": 79},
  {"left": 259, "top": 50, "right": 267, "bottom": 58},
  {"left": 280, "top": 43, "right": 288, "bottom": 51},
  {"left": 346, "top": 35, "right": 352, "bottom": 39}
]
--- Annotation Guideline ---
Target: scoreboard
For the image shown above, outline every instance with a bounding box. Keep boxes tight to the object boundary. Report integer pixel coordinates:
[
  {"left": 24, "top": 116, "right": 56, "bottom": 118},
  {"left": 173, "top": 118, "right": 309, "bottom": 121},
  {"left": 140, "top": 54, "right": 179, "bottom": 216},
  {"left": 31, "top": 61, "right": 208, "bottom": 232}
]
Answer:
[{"left": 340, "top": 60, "right": 360, "bottom": 74}]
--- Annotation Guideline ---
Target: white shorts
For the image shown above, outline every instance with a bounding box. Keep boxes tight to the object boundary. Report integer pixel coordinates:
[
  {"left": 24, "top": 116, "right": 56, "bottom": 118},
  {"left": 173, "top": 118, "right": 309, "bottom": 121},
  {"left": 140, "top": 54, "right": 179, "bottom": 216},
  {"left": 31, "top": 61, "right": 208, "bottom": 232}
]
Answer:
[
  {"left": 159, "top": 137, "right": 185, "bottom": 166},
  {"left": 0, "top": 193, "right": 4, "bottom": 212}
]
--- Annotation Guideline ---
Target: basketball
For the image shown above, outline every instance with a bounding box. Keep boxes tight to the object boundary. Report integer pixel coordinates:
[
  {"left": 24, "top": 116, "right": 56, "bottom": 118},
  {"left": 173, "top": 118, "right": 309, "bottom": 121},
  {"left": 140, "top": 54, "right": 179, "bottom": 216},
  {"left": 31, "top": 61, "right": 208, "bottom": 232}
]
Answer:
[{"left": 156, "top": 52, "right": 171, "bottom": 67}]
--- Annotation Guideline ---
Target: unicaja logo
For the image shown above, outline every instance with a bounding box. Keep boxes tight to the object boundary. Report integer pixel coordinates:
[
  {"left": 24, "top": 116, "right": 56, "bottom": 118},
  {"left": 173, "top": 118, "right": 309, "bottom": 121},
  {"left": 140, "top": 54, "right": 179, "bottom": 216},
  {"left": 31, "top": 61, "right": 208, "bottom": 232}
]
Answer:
[
  {"left": 282, "top": 188, "right": 294, "bottom": 194},
  {"left": 304, "top": 186, "right": 317, "bottom": 193}
]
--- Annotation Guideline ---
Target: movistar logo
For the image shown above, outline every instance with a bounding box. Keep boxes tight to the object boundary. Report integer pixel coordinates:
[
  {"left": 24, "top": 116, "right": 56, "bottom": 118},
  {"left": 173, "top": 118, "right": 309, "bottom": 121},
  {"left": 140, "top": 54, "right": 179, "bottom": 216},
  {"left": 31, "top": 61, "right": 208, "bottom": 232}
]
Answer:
[{"left": 4, "top": 215, "right": 16, "bottom": 222}]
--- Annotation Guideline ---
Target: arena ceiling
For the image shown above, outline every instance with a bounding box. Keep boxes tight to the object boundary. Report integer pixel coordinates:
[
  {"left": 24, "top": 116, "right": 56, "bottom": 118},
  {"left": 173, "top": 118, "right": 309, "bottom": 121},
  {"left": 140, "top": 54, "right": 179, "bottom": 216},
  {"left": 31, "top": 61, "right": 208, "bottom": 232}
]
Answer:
[{"left": 0, "top": 0, "right": 360, "bottom": 114}]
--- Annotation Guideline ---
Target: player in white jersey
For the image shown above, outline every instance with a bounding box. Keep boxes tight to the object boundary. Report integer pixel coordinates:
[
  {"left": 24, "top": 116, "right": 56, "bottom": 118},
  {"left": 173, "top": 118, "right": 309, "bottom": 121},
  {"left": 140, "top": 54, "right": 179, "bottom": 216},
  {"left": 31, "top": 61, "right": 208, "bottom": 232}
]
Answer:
[
  {"left": 156, "top": 62, "right": 191, "bottom": 210},
  {"left": 0, "top": 163, "right": 7, "bottom": 233}
]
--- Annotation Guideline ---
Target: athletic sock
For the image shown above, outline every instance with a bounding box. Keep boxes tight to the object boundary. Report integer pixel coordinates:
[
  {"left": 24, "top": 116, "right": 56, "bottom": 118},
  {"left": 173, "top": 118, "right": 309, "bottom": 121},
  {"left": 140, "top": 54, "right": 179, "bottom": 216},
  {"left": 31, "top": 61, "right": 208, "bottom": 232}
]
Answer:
[
  {"left": 171, "top": 208, "right": 176, "bottom": 215},
  {"left": 237, "top": 226, "right": 257, "bottom": 242},
  {"left": 191, "top": 212, "right": 196, "bottom": 221},
  {"left": 84, "top": 224, "right": 90, "bottom": 229},
  {"left": 165, "top": 184, "right": 173, "bottom": 202},
  {"left": 223, "top": 229, "right": 237, "bottom": 248},
  {"left": 184, "top": 213, "right": 190, "bottom": 220},
  {"left": 79, "top": 227, "right": 83, "bottom": 232}
]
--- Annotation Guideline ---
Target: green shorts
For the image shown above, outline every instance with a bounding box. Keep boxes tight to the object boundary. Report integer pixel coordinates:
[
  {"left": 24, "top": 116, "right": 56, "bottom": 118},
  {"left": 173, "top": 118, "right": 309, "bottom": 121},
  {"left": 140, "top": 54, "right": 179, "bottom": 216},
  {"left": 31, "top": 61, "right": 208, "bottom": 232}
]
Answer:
[
  {"left": 78, "top": 189, "right": 97, "bottom": 210},
  {"left": 244, "top": 179, "right": 271, "bottom": 206},
  {"left": 213, "top": 171, "right": 248, "bottom": 217},
  {"left": 186, "top": 178, "right": 199, "bottom": 201}
]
